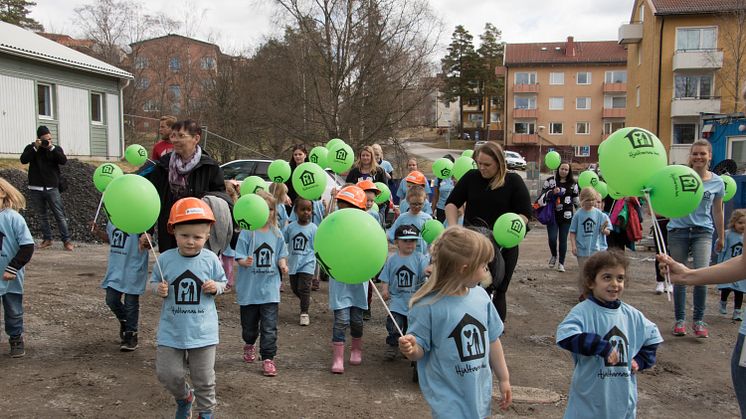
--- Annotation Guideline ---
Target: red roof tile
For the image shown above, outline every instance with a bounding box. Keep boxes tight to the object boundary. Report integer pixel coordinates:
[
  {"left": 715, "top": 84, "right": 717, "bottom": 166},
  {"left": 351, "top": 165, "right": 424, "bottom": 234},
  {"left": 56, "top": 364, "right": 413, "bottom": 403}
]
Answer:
[
  {"left": 651, "top": 0, "right": 746, "bottom": 15},
  {"left": 505, "top": 38, "right": 626, "bottom": 66}
]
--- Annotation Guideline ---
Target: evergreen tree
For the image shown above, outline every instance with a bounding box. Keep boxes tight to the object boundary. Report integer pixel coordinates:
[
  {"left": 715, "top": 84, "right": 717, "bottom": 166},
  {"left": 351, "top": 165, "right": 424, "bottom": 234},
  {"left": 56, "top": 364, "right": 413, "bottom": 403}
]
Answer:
[
  {"left": 441, "top": 25, "right": 479, "bottom": 137},
  {"left": 476, "top": 23, "right": 504, "bottom": 137},
  {"left": 0, "top": 0, "right": 43, "bottom": 31}
]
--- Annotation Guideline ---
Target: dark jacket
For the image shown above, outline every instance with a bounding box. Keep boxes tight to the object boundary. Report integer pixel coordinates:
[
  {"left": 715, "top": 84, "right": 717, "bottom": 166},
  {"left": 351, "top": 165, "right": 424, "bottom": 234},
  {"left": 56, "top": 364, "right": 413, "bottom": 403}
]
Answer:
[
  {"left": 19, "top": 143, "right": 67, "bottom": 188},
  {"left": 147, "top": 150, "right": 226, "bottom": 251}
]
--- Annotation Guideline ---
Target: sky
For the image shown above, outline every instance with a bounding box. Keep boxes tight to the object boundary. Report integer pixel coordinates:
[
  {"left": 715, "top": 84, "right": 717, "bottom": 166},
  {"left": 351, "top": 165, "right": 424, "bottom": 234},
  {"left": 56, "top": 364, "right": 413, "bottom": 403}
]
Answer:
[{"left": 31, "top": 0, "right": 635, "bottom": 55}]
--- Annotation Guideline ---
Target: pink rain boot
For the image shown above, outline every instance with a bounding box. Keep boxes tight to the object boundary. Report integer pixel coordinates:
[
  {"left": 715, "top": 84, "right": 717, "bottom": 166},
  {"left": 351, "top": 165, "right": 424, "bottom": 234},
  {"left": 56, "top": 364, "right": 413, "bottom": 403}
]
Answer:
[
  {"left": 350, "top": 338, "right": 363, "bottom": 365},
  {"left": 331, "top": 342, "right": 345, "bottom": 374}
]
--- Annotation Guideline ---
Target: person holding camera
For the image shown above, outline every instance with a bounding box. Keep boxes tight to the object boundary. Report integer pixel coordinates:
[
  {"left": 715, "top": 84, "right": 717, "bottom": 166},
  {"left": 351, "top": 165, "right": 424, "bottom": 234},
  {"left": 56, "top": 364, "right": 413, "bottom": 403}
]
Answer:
[{"left": 19, "top": 126, "right": 73, "bottom": 251}]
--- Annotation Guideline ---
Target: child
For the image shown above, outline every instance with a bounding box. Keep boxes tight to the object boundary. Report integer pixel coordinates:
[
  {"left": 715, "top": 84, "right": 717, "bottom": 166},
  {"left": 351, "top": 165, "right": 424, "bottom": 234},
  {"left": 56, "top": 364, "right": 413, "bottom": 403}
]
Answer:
[
  {"left": 283, "top": 197, "right": 317, "bottom": 326},
  {"left": 388, "top": 185, "right": 433, "bottom": 255},
  {"left": 328, "top": 185, "right": 370, "bottom": 374},
  {"left": 380, "top": 224, "right": 429, "bottom": 361},
  {"left": 152, "top": 197, "right": 226, "bottom": 419},
  {"left": 0, "top": 178, "right": 34, "bottom": 358},
  {"left": 556, "top": 250, "right": 663, "bottom": 418},
  {"left": 92, "top": 220, "right": 149, "bottom": 351},
  {"left": 357, "top": 179, "right": 382, "bottom": 226},
  {"left": 288, "top": 197, "right": 326, "bottom": 291},
  {"left": 718, "top": 209, "right": 746, "bottom": 321},
  {"left": 399, "top": 226, "right": 511, "bottom": 418},
  {"left": 235, "top": 190, "right": 289, "bottom": 377},
  {"left": 398, "top": 171, "right": 433, "bottom": 215},
  {"left": 570, "top": 187, "right": 611, "bottom": 292},
  {"left": 269, "top": 182, "right": 290, "bottom": 229},
  {"left": 222, "top": 180, "right": 240, "bottom": 292}
]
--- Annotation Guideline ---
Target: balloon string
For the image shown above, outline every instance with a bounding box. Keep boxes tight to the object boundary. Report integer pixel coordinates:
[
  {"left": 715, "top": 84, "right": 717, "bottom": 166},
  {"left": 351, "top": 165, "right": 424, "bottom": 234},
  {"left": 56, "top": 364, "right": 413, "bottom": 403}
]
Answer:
[
  {"left": 643, "top": 190, "right": 672, "bottom": 303},
  {"left": 369, "top": 279, "right": 404, "bottom": 337},
  {"left": 91, "top": 194, "right": 104, "bottom": 232},
  {"left": 145, "top": 234, "right": 166, "bottom": 284}
]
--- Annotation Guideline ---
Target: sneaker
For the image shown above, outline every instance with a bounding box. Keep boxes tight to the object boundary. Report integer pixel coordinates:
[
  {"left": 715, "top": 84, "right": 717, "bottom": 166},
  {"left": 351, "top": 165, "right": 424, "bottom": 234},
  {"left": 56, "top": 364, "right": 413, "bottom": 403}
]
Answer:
[
  {"left": 665, "top": 283, "right": 674, "bottom": 293},
  {"left": 548, "top": 256, "right": 557, "bottom": 268},
  {"left": 9, "top": 335, "right": 24, "bottom": 358},
  {"left": 384, "top": 345, "right": 398, "bottom": 361},
  {"left": 299, "top": 313, "right": 310, "bottom": 326},
  {"left": 37, "top": 240, "right": 52, "bottom": 249},
  {"left": 557, "top": 264, "right": 565, "bottom": 273},
  {"left": 120, "top": 332, "right": 138, "bottom": 352},
  {"left": 243, "top": 344, "right": 256, "bottom": 363},
  {"left": 363, "top": 309, "right": 371, "bottom": 321},
  {"left": 720, "top": 301, "right": 728, "bottom": 315},
  {"left": 655, "top": 282, "right": 665, "bottom": 295},
  {"left": 175, "top": 388, "right": 194, "bottom": 419},
  {"left": 734, "top": 309, "right": 744, "bottom": 321},
  {"left": 672, "top": 320, "right": 687, "bottom": 336},
  {"left": 693, "top": 321, "right": 709, "bottom": 338},
  {"left": 263, "top": 359, "right": 277, "bottom": 376}
]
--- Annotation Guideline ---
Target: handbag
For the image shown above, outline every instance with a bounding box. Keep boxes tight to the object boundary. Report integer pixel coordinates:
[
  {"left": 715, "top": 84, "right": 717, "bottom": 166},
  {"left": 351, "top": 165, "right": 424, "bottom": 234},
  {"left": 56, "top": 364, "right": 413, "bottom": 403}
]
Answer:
[{"left": 533, "top": 193, "right": 555, "bottom": 226}]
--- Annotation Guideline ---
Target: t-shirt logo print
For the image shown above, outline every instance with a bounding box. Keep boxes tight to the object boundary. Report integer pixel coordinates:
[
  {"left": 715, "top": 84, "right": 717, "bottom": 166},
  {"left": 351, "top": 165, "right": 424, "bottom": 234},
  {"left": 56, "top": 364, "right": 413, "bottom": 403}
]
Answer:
[
  {"left": 173, "top": 270, "right": 203, "bottom": 305},
  {"left": 582, "top": 218, "right": 596, "bottom": 234},
  {"left": 110, "top": 229, "right": 127, "bottom": 249},
  {"left": 731, "top": 242, "right": 743, "bottom": 258},
  {"left": 448, "top": 314, "right": 488, "bottom": 362},
  {"left": 624, "top": 128, "right": 654, "bottom": 149},
  {"left": 292, "top": 233, "right": 308, "bottom": 251},
  {"left": 395, "top": 266, "right": 415, "bottom": 288},
  {"left": 602, "top": 326, "right": 629, "bottom": 367},
  {"left": 254, "top": 242, "right": 274, "bottom": 268}
]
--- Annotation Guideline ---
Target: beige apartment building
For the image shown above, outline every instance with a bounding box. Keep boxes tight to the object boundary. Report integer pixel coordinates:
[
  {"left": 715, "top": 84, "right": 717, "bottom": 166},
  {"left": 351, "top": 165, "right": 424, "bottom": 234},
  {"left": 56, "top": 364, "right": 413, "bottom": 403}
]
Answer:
[
  {"left": 620, "top": 0, "right": 746, "bottom": 164},
  {"left": 502, "top": 37, "right": 627, "bottom": 165}
]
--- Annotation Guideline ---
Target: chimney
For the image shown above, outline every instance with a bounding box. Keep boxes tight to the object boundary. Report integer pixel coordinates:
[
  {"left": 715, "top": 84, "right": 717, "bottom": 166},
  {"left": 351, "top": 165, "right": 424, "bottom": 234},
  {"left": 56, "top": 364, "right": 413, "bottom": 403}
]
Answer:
[{"left": 566, "top": 36, "right": 575, "bottom": 57}]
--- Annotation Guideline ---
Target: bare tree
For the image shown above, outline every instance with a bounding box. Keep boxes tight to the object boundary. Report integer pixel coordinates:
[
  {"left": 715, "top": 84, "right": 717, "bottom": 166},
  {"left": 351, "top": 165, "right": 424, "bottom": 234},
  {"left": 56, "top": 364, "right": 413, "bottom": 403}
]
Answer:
[{"left": 715, "top": 2, "right": 746, "bottom": 113}]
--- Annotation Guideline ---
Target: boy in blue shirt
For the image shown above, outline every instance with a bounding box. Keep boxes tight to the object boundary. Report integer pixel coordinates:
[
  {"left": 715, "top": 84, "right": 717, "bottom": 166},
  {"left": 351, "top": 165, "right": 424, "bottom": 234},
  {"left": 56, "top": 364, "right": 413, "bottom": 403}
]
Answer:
[
  {"left": 283, "top": 197, "right": 317, "bottom": 326},
  {"left": 152, "top": 198, "right": 226, "bottom": 419},
  {"left": 387, "top": 186, "right": 432, "bottom": 255}
]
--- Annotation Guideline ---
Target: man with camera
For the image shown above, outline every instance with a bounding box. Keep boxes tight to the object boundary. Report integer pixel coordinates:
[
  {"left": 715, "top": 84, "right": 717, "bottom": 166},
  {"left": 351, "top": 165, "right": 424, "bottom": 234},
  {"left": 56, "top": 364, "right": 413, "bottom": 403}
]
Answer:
[{"left": 20, "top": 126, "right": 73, "bottom": 251}]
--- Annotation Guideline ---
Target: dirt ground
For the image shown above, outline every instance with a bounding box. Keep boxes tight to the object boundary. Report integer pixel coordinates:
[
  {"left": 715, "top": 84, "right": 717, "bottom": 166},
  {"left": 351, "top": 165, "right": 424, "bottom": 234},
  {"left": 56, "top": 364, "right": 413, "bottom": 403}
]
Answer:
[{"left": 0, "top": 225, "right": 741, "bottom": 418}]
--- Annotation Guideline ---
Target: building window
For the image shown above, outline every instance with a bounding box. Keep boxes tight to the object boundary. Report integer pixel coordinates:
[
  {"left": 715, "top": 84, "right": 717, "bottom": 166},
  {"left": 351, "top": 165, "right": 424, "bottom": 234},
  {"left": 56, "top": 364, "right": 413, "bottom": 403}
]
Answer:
[
  {"left": 549, "top": 122, "right": 563, "bottom": 135},
  {"left": 673, "top": 123, "right": 697, "bottom": 144},
  {"left": 135, "top": 77, "right": 150, "bottom": 90},
  {"left": 639, "top": 3, "right": 644, "bottom": 22},
  {"left": 576, "top": 97, "right": 591, "bottom": 110},
  {"left": 490, "top": 97, "right": 499, "bottom": 106},
  {"left": 200, "top": 56, "right": 216, "bottom": 70},
  {"left": 467, "top": 97, "right": 479, "bottom": 106},
  {"left": 729, "top": 137, "right": 746, "bottom": 169},
  {"left": 134, "top": 56, "right": 148, "bottom": 69},
  {"left": 143, "top": 100, "right": 160, "bottom": 112},
  {"left": 637, "top": 45, "right": 642, "bottom": 66},
  {"left": 549, "top": 72, "right": 564, "bottom": 85},
  {"left": 605, "top": 71, "right": 627, "bottom": 84},
  {"left": 515, "top": 72, "right": 537, "bottom": 85},
  {"left": 549, "top": 97, "right": 564, "bottom": 110},
  {"left": 675, "top": 74, "right": 713, "bottom": 99},
  {"left": 604, "top": 95, "right": 627, "bottom": 108},
  {"left": 676, "top": 27, "right": 717, "bottom": 51},
  {"left": 576, "top": 122, "right": 590, "bottom": 135},
  {"left": 576, "top": 72, "right": 592, "bottom": 85},
  {"left": 575, "top": 145, "right": 591, "bottom": 157},
  {"left": 514, "top": 121, "right": 536, "bottom": 134},
  {"left": 604, "top": 121, "right": 626, "bottom": 134},
  {"left": 514, "top": 95, "right": 536, "bottom": 109},
  {"left": 169, "top": 84, "right": 181, "bottom": 99},
  {"left": 490, "top": 112, "right": 499, "bottom": 123},
  {"left": 468, "top": 113, "right": 483, "bottom": 124},
  {"left": 169, "top": 57, "right": 181, "bottom": 71},
  {"left": 91, "top": 92, "right": 104, "bottom": 124},
  {"left": 37, "top": 83, "right": 54, "bottom": 119},
  {"left": 636, "top": 86, "right": 640, "bottom": 107}
]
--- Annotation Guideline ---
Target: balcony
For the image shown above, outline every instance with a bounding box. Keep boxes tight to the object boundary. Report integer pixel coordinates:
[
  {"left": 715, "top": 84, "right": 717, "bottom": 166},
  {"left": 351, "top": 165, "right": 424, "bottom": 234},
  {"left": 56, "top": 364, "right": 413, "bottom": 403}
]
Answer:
[
  {"left": 673, "top": 49, "right": 723, "bottom": 71},
  {"left": 602, "top": 108, "right": 626, "bottom": 118},
  {"left": 513, "top": 108, "right": 538, "bottom": 118},
  {"left": 512, "top": 133, "right": 538, "bottom": 144},
  {"left": 603, "top": 82, "right": 627, "bottom": 93},
  {"left": 670, "top": 97, "right": 721, "bottom": 117},
  {"left": 514, "top": 83, "right": 539, "bottom": 93},
  {"left": 618, "top": 23, "right": 643, "bottom": 44}
]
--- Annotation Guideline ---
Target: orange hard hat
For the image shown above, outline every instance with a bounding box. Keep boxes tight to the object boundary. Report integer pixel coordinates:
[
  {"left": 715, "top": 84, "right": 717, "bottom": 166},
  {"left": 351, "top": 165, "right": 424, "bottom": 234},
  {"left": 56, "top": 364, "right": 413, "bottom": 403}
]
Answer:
[
  {"left": 336, "top": 185, "right": 367, "bottom": 210},
  {"left": 405, "top": 171, "right": 426, "bottom": 186},
  {"left": 167, "top": 197, "right": 216, "bottom": 233},
  {"left": 356, "top": 179, "right": 381, "bottom": 195}
]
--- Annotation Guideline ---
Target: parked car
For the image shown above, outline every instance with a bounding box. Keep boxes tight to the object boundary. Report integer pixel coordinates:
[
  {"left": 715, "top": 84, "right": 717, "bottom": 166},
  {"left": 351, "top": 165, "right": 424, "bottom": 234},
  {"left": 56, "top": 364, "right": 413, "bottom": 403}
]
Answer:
[
  {"left": 474, "top": 140, "right": 487, "bottom": 150},
  {"left": 504, "top": 150, "right": 527, "bottom": 170}
]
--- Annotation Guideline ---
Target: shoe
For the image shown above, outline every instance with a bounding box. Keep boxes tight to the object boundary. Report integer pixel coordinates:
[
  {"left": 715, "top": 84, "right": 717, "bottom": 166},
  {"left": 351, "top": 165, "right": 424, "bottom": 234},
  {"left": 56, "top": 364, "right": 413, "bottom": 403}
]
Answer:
[
  {"left": 311, "top": 277, "right": 320, "bottom": 291},
  {"left": 243, "top": 344, "right": 256, "bottom": 363},
  {"left": 120, "top": 332, "right": 138, "bottom": 352},
  {"left": 119, "top": 320, "right": 126, "bottom": 344},
  {"left": 299, "top": 313, "right": 310, "bottom": 326},
  {"left": 175, "top": 388, "right": 194, "bottom": 419},
  {"left": 548, "top": 256, "right": 557, "bottom": 268},
  {"left": 9, "top": 335, "right": 25, "bottom": 358},
  {"left": 672, "top": 320, "right": 687, "bottom": 336},
  {"left": 693, "top": 321, "right": 709, "bottom": 338},
  {"left": 331, "top": 342, "right": 345, "bottom": 374},
  {"left": 63, "top": 241, "right": 74, "bottom": 251},
  {"left": 557, "top": 264, "right": 565, "bottom": 273},
  {"left": 720, "top": 301, "right": 728, "bottom": 315},
  {"left": 197, "top": 412, "right": 213, "bottom": 419},
  {"left": 665, "top": 283, "right": 673, "bottom": 293},
  {"left": 734, "top": 309, "right": 744, "bottom": 321},
  {"left": 384, "top": 345, "right": 398, "bottom": 361},
  {"left": 262, "top": 359, "right": 277, "bottom": 377},
  {"left": 350, "top": 338, "right": 363, "bottom": 365},
  {"left": 37, "top": 240, "right": 52, "bottom": 249},
  {"left": 655, "top": 282, "right": 665, "bottom": 295},
  {"left": 223, "top": 284, "right": 232, "bottom": 294},
  {"left": 363, "top": 309, "right": 371, "bottom": 321}
]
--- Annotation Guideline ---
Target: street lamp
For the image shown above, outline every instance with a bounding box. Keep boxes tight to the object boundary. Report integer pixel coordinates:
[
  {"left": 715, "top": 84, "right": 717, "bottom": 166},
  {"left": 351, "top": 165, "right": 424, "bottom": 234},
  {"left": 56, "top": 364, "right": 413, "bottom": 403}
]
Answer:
[{"left": 538, "top": 125, "right": 546, "bottom": 175}]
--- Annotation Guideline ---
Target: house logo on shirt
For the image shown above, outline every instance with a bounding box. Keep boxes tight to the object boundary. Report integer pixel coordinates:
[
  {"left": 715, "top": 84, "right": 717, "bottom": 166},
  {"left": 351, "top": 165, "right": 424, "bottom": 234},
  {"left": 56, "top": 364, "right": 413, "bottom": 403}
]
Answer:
[
  {"left": 582, "top": 218, "right": 596, "bottom": 234},
  {"left": 731, "top": 242, "right": 743, "bottom": 258},
  {"left": 448, "top": 314, "right": 488, "bottom": 362},
  {"left": 624, "top": 128, "right": 655, "bottom": 149},
  {"left": 395, "top": 265, "right": 415, "bottom": 288},
  {"left": 254, "top": 242, "right": 274, "bottom": 268},
  {"left": 110, "top": 229, "right": 127, "bottom": 249},
  {"left": 173, "top": 270, "right": 203, "bottom": 305},
  {"left": 603, "top": 326, "right": 629, "bottom": 367},
  {"left": 292, "top": 233, "right": 308, "bottom": 252},
  {"left": 703, "top": 191, "right": 712, "bottom": 202}
]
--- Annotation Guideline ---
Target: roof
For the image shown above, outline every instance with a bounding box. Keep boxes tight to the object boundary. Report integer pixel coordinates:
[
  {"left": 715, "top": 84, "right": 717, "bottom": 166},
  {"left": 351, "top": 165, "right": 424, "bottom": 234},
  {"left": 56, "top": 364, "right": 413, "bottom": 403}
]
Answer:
[
  {"left": 650, "top": 0, "right": 746, "bottom": 15},
  {"left": 0, "top": 22, "right": 132, "bottom": 79},
  {"left": 504, "top": 39, "right": 627, "bottom": 66},
  {"left": 130, "top": 33, "right": 221, "bottom": 53},
  {"left": 38, "top": 33, "right": 96, "bottom": 49}
]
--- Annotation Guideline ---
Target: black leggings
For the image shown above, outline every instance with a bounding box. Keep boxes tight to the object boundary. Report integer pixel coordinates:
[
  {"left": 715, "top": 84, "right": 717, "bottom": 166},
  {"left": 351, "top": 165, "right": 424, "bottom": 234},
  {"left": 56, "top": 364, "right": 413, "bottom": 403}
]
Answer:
[
  {"left": 721, "top": 288, "right": 744, "bottom": 309},
  {"left": 491, "top": 245, "right": 519, "bottom": 322}
]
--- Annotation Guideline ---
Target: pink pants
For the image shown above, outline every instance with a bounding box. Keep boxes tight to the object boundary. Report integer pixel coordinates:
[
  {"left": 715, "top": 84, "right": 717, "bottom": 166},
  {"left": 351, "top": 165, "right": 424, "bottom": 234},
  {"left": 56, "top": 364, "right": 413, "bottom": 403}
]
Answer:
[{"left": 221, "top": 254, "right": 235, "bottom": 287}]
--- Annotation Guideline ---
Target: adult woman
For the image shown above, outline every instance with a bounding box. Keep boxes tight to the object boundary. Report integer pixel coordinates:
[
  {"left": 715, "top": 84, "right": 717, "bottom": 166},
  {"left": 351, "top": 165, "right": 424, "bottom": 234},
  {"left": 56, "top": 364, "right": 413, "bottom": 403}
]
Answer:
[
  {"left": 396, "top": 157, "right": 431, "bottom": 203},
  {"left": 445, "top": 142, "right": 532, "bottom": 321},
  {"left": 286, "top": 144, "right": 309, "bottom": 204},
  {"left": 431, "top": 154, "right": 456, "bottom": 222},
  {"left": 345, "top": 145, "right": 387, "bottom": 184},
  {"left": 145, "top": 119, "right": 226, "bottom": 252},
  {"left": 669, "top": 139, "right": 725, "bottom": 339},
  {"left": 540, "top": 162, "right": 578, "bottom": 272}
]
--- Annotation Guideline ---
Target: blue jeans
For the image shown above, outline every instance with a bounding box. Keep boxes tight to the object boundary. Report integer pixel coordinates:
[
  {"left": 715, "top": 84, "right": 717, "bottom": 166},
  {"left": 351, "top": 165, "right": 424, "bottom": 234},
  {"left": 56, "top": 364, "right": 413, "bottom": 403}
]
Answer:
[
  {"left": 29, "top": 188, "right": 70, "bottom": 242},
  {"left": 240, "top": 303, "right": 278, "bottom": 360},
  {"left": 332, "top": 307, "right": 364, "bottom": 343},
  {"left": 668, "top": 227, "right": 713, "bottom": 322},
  {"left": 386, "top": 312, "right": 408, "bottom": 346},
  {"left": 1, "top": 293, "right": 23, "bottom": 337},
  {"left": 731, "top": 333, "right": 746, "bottom": 418},
  {"left": 547, "top": 222, "right": 571, "bottom": 264},
  {"left": 105, "top": 287, "right": 140, "bottom": 333}
]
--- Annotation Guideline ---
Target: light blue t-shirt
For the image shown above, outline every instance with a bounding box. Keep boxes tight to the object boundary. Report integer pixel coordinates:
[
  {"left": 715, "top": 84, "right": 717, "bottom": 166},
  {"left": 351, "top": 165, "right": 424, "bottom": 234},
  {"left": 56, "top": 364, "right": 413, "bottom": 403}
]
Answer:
[
  {"left": 399, "top": 198, "right": 433, "bottom": 216},
  {"left": 388, "top": 211, "right": 432, "bottom": 254},
  {"left": 276, "top": 203, "right": 290, "bottom": 229},
  {"left": 150, "top": 248, "right": 226, "bottom": 349},
  {"left": 435, "top": 178, "right": 455, "bottom": 210},
  {"left": 570, "top": 208, "right": 610, "bottom": 257},
  {"left": 556, "top": 299, "right": 664, "bottom": 419},
  {"left": 668, "top": 174, "right": 725, "bottom": 232},
  {"left": 367, "top": 208, "right": 382, "bottom": 225},
  {"left": 235, "top": 228, "right": 288, "bottom": 305},
  {"left": 328, "top": 277, "right": 369, "bottom": 310},
  {"left": 289, "top": 199, "right": 326, "bottom": 227},
  {"left": 379, "top": 252, "right": 429, "bottom": 316},
  {"left": 380, "top": 159, "right": 394, "bottom": 175},
  {"left": 408, "top": 286, "right": 503, "bottom": 419},
  {"left": 282, "top": 222, "right": 317, "bottom": 275},
  {"left": 101, "top": 222, "right": 149, "bottom": 295},
  {"left": 717, "top": 229, "right": 746, "bottom": 292},
  {"left": 0, "top": 209, "right": 34, "bottom": 296}
]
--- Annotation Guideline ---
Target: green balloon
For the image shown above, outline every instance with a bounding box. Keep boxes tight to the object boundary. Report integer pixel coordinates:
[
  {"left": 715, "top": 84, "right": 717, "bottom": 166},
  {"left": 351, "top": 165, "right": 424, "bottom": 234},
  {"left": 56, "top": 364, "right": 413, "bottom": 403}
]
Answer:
[
  {"left": 93, "top": 162, "right": 124, "bottom": 193},
  {"left": 374, "top": 182, "right": 391, "bottom": 204},
  {"left": 594, "top": 181, "right": 608, "bottom": 199},
  {"left": 578, "top": 170, "right": 599, "bottom": 189},
  {"left": 328, "top": 142, "right": 354, "bottom": 174},
  {"left": 421, "top": 219, "right": 445, "bottom": 244},
  {"left": 268, "top": 159, "right": 291, "bottom": 183},
  {"left": 432, "top": 158, "right": 454, "bottom": 180},
  {"left": 462, "top": 149, "right": 474, "bottom": 158},
  {"left": 723, "top": 174, "right": 737, "bottom": 202},
  {"left": 240, "top": 176, "right": 267, "bottom": 196},
  {"left": 233, "top": 193, "right": 270, "bottom": 231},
  {"left": 545, "top": 151, "right": 561, "bottom": 170},
  {"left": 315, "top": 208, "right": 388, "bottom": 283},
  {"left": 607, "top": 184, "right": 625, "bottom": 200},
  {"left": 645, "top": 165, "right": 703, "bottom": 218},
  {"left": 326, "top": 138, "right": 345, "bottom": 150},
  {"left": 309, "top": 146, "right": 328, "bottom": 168},
  {"left": 453, "top": 156, "right": 477, "bottom": 180},
  {"left": 599, "top": 127, "right": 667, "bottom": 197},
  {"left": 492, "top": 212, "right": 526, "bottom": 249},
  {"left": 291, "top": 162, "right": 328, "bottom": 200},
  {"left": 125, "top": 144, "right": 148, "bottom": 166},
  {"left": 102, "top": 174, "right": 160, "bottom": 234}
]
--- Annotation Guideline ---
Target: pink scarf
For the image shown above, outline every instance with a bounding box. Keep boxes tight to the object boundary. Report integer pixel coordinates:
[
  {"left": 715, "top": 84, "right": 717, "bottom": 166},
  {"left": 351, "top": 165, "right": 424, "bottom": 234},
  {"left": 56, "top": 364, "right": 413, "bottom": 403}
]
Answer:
[{"left": 168, "top": 146, "right": 202, "bottom": 196}]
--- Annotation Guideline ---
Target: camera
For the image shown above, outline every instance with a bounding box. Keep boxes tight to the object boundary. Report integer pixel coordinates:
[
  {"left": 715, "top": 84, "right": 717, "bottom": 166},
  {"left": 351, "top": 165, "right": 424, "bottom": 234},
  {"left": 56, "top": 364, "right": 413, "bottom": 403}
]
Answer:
[{"left": 41, "top": 139, "right": 49, "bottom": 147}]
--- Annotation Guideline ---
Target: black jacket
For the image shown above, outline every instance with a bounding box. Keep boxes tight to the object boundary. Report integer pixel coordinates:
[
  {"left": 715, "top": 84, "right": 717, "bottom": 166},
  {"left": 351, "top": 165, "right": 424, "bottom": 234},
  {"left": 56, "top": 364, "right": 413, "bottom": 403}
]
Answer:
[{"left": 19, "top": 143, "right": 67, "bottom": 188}]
